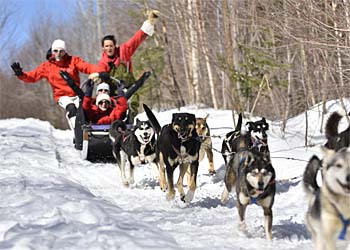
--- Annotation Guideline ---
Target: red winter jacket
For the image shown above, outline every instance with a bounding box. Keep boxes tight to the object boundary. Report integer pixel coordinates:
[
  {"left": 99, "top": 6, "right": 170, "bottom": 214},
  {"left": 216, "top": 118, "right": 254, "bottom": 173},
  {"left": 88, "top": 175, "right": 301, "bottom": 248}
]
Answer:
[
  {"left": 18, "top": 54, "right": 102, "bottom": 101},
  {"left": 82, "top": 96, "right": 128, "bottom": 125},
  {"left": 98, "top": 29, "right": 148, "bottom": 73}
]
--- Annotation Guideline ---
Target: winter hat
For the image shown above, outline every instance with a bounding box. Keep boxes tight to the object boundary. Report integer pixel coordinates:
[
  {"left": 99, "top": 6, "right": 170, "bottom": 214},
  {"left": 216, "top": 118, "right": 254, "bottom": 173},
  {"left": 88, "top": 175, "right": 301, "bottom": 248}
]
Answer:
[
  {"left": 52, "top": 39, "right": 66, "bottom": 51},
  {"left": 96, "top": 82, "right": 110, "bottom": 93},
  {"left": 96, "top": 93, "right": 111, "bottom": 105}
]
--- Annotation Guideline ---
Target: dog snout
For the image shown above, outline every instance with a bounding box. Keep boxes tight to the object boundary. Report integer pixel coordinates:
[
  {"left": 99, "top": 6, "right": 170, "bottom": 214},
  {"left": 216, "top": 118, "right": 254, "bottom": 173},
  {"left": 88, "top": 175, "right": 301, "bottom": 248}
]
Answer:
[{"left": 258, "top": 181, "right": 264, "bottom": 190}]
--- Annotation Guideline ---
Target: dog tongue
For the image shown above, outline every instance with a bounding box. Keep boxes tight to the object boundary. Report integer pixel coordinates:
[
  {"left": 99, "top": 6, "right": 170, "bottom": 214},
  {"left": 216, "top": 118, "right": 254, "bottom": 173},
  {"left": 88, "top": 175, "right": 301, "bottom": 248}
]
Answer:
[{"left": 256, "top": 189, "right": 264, "bottom": 195}]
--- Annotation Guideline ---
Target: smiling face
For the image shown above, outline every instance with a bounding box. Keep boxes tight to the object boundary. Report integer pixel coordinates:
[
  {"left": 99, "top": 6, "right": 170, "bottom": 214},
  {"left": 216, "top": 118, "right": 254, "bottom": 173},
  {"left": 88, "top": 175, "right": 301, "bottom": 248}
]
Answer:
[
  {"left": 52, "top": 48, "right": 66, "bottom": 61},
  {"left": 323, "top": 148, "right": 350, "bottom": 196},
  {"left": 102, "top": 39, "right": 116, "bottom": 58},
  {"left": 134, "top": 120, "right": 155, "bottom": 144}
]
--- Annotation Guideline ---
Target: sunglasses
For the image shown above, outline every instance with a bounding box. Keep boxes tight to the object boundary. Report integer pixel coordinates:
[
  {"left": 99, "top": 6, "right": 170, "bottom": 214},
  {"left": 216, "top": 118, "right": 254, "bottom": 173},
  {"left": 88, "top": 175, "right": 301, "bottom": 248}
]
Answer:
[
  {"left": 98, "top": 100, "right": 110, "bottom": 105},
  {"left": 53, "top": 49, "right": 65, "bottom": 53},
  {"left": 98, "top": 89, "right": 109, "bottom": 93}
]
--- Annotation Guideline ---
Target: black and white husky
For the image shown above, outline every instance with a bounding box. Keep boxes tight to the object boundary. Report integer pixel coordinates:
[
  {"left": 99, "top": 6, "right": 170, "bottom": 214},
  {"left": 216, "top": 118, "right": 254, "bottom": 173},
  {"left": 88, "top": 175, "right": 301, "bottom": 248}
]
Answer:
[
  {"left": 303, "top": 147, "right": 350, "bottom": 250},
  {"left": 109, "top": 119, "right": 157, "bottom": 187},
  {"left": 222, "top": 148, "right": 276, "bottom": 240}
]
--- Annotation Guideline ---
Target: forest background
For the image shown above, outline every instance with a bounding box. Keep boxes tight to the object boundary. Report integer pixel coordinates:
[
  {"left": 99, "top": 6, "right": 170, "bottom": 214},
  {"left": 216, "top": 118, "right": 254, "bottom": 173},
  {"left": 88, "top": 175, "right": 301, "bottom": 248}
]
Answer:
[{"left": 1, "top": 0, "right": 350, "bottom": 133}]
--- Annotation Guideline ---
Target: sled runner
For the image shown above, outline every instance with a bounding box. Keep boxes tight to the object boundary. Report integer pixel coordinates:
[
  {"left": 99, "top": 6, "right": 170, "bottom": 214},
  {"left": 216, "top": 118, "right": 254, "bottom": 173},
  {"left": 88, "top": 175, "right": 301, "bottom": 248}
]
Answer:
[{"left": 61, "top": 71, "right": 151, "bottom": 162}]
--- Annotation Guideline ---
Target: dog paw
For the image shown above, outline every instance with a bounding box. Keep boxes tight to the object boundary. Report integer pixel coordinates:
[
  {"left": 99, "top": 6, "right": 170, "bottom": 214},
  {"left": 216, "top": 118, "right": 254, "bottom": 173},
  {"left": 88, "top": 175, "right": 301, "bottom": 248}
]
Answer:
[
  {"left": 123, "top": 181, "right": 130, "bottom": 187},
  {"left": 239, "top": 221, "right": 247, "bottom": 232},
  {"left": 166, "top": 191, "right": 175, "bottom": 201},
  {"left": 180, "top": 194, "right": 186, "bottom": 202},
  {"left": 184, "top": 190, "right": 194, "bottom": 203},
  {"left": 221, "top": 188, "right": 229, "bottom": 204},
  {"left": 160, "top": 183, "right": 168, "bottom": 192}
]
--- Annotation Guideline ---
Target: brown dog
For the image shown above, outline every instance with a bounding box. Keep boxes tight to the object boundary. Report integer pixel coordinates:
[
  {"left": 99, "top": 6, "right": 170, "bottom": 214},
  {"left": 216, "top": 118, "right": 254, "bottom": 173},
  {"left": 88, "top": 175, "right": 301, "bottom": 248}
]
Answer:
[{"left": 195, "top": 115, "right": 216, "bottom": 175}]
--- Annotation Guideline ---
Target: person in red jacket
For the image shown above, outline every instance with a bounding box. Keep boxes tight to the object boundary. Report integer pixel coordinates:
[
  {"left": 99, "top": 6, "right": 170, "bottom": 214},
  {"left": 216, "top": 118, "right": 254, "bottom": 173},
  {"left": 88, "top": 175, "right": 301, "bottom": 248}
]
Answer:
[
  {"left": 83, "top": 93, "right": 128, "bottom": 125},
  {"left": 10, "top": 39, "right": 103, "bottom": 130},
  {"left": 89, "top": 10, "right": 160, "bottom": 124}
]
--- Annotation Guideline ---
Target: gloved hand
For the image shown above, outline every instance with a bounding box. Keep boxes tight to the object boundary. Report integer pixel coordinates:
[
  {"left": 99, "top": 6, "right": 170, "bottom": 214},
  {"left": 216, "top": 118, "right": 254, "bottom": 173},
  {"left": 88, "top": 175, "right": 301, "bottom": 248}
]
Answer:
[
  {"left": 99, "top": 72, "right": 110, "bottom": 83},
  {"left": 89, "top": 72, "right": 101, "bottom": 84},
  {"left": 46, "top": 48, "right": 52, "bottom": 60},
  {"left": 147, "top": 10, "right": 160, "bottom": 25},
  {"left": 11, "top": 62, "right": 23, "bottom": 76},
  {"left": 83, "top": 79, "right": 94, "bottom": 97}
]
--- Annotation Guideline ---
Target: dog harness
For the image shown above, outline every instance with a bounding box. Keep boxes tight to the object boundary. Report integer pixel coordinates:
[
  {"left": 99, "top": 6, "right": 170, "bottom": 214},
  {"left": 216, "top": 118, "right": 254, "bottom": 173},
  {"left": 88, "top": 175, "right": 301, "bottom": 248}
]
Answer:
[
  {"left": 324, "top": 192, "right": 350, "bottom": 240},
  {"left": 339, "top": 214, "right": 349, "bottom": 240}
]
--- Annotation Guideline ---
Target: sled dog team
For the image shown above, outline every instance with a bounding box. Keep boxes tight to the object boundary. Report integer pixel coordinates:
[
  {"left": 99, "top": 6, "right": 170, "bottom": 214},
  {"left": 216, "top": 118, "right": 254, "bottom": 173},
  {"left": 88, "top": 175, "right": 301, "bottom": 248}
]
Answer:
[{"left": 109, "top": 107, "right": 350, "bottom": 249}]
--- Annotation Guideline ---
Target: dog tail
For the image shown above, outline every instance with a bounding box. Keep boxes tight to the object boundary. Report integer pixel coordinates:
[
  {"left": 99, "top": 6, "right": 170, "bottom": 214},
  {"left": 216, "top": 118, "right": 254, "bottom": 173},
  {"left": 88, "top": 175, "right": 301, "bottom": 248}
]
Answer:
[
  {"left": 325, "top": 110, "right": 346, "bottom": 149},
  {"left": 143, "top": 104, "right": 161, "bottom": 135},
  {"left": 109, "top": 120, "right": 127, "bottom": 143},
  {"left": 325, "top": 110, "right": 345, "bottom": 138},
  {"left": 303, "top": 155, "right": 321, "bottom": 196}
]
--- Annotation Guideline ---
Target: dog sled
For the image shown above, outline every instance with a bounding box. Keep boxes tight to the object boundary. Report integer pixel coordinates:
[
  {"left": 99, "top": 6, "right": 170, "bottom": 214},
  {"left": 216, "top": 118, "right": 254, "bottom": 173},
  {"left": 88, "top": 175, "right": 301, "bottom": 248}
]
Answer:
[{"left": 61, "top": 71, "right": 151, "bottom": 163}]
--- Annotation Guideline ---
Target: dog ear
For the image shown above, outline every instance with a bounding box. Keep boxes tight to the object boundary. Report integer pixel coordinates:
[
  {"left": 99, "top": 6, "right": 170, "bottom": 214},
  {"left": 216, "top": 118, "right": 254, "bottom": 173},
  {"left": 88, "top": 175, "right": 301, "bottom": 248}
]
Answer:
[
  {"left": 303, "top": 155, "right": 322, "bottom": 193},
  {"left": 172, "top": 113, "right": 177, "bottom": 122},
  {"left": 245, "top": 122, "right": 253, "bottom": 132},
  {"left": 204, "top": 114, "right": 209, "bottom": 121},
  {"left": 188, "top": 113, "right": 196, "bottom": 124}
]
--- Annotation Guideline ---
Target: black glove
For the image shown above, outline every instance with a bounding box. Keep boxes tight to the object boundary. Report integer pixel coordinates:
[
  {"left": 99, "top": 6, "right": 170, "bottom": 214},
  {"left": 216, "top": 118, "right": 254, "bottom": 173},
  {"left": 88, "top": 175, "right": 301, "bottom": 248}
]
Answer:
[
  {"left": 46, "top": 48, "right": 52, "bottom": 60},
  {"left": 83, "top": 79, "right": 94, "bottom": 97},
  {"left": 60, "top": 70, "right": 85, "bottom": 99},
  {"left": 99, "top": 72, "right": 110, "bottom": 82},
  {"left": 11, "top": 62, "right": 23, "bottom": 76}
]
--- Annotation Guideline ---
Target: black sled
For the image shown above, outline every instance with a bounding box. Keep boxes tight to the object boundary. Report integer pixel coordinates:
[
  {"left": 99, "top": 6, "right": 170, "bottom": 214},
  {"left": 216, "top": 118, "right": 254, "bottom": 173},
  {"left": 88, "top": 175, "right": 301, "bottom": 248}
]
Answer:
[{"left": 60, "top": 71, "right": 151, "bottom": 163}]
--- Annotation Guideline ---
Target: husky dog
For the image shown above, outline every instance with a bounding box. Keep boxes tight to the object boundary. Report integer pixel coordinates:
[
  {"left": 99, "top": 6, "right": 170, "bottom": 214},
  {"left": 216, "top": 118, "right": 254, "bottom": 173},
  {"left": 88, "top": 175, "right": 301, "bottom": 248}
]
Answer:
[
  {"left": 143, "top": 104, "right": 201, "bottom": 203},
  {"left": 221, "top": 113, "right": 270, "bottom": 165},
  {"left": 303, "top": 147, "right": 350, "bottom": 250},
  {"left": 109, "top": 119, "right": 157, "bottom": 187},
  {"left": 325, "top": 110, "right": 350, "bottom": 151},
  {"left": 195, "top": 115, "right": 216, "bottom": 175},
  {"left": 222, "top": 149, "right": 276, "bottom": 240}
]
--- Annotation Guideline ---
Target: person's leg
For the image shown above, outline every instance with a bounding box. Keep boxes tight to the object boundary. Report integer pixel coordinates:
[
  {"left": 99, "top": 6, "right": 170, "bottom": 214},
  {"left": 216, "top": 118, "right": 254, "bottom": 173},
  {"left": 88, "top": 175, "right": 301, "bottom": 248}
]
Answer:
[
  {"left": 58, "top": 96, "right": 83, "bottom": 150},
  {"left": 65, "top": 103, "right": 77, "bottom": 130}
]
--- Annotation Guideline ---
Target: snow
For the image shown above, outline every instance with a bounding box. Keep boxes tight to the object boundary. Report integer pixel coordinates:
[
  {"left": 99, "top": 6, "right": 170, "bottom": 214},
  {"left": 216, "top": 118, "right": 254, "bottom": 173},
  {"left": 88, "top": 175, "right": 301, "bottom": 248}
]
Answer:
[{"left": 0, "top": 101, "right": 350, "bottom": 250}]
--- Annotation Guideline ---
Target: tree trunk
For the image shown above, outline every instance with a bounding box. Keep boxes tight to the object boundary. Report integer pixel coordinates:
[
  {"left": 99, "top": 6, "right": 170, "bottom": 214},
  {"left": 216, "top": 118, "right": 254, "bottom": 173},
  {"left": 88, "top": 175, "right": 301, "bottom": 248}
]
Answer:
[
  {"left": 195, "top": 0, "right": 218, "bottom": 109},
  {"left": 187, "top": 0, "right": 200, "bottom": 105}
]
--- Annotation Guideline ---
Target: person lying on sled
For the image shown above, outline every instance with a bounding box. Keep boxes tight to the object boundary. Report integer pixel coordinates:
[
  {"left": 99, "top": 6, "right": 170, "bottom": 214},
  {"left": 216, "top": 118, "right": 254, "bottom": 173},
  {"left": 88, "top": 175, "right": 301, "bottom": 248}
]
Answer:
[
  {"left": 82, "top": 80, "right": 128, "bottom": 125},
  {"left": 10, "top": 39, "right": 103, "bottom": 130},
  {"left": 88, "top": 10, "right": 160, "bottom": 124},
  {"left": 83, "top": 81, "right": 121, "bottom": 108}
]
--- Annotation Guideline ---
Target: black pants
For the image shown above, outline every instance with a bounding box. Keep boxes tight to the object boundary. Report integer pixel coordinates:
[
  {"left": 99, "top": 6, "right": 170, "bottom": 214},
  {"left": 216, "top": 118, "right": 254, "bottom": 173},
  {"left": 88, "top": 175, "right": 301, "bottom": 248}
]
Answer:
[{"left": 66, "top": 102, "right": 85, "bottom": 150}]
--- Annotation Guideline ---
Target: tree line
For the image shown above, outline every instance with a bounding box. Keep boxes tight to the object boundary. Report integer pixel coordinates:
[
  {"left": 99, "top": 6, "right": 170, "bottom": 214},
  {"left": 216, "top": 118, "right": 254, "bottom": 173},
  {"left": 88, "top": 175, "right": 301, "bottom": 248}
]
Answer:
[{"left": 0, "top": 0, "right": 349, "bottom": 138}]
